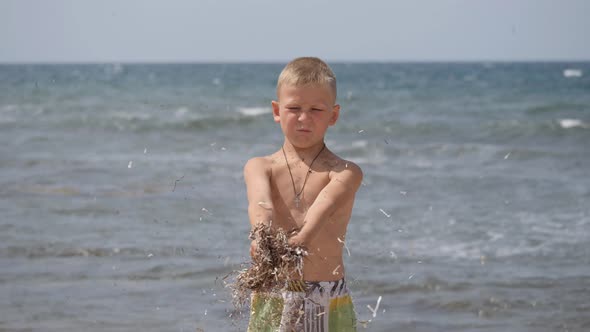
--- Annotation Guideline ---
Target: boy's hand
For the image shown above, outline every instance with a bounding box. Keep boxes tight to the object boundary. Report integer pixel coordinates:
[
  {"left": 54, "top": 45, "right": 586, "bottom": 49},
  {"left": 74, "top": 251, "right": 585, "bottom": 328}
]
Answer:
[
  {"left": 288, "top": 233, "right": 308, "bottom": 259},
  {"left": 288, "top": 233, "right": 305, "bottom": 248}
]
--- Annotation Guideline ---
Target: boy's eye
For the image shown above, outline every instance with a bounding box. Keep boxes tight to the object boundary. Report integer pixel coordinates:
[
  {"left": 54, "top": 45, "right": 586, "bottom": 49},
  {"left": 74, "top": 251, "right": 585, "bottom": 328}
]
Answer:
[
  {"left": 312, "top": 108, "right": 323, "bottom": 112},
  {"left": 286, "top": 107, "right": 300, "bottom": 111}
]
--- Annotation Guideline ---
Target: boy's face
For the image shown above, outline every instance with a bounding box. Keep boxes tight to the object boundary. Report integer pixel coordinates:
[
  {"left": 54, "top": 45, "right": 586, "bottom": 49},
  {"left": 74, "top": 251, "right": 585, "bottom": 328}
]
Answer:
[{"left": 272, "top": 83, "right": 340, "bottom": 149}]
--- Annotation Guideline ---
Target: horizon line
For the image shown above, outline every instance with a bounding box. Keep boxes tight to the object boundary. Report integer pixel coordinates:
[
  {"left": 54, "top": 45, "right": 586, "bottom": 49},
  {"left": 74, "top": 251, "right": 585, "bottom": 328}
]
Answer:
[{"left": 1, "top": 58, "right": 590, "bottom": 65}]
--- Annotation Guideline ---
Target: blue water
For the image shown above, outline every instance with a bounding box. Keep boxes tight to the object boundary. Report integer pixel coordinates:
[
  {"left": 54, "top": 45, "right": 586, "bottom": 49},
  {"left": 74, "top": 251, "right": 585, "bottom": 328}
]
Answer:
[{"left": 1, "top": 63, "right": 589, "bottom": 331}]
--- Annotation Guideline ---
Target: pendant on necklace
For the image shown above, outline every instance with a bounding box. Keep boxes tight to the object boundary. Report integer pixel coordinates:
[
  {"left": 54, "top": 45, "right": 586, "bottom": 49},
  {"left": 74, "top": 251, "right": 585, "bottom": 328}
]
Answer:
[{"left": 294, "top": 195, "right": 301, "bottom": 208}]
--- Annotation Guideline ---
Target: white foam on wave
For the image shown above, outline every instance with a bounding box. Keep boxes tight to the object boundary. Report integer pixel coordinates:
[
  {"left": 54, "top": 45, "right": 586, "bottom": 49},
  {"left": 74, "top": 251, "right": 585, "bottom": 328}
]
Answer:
[
  {"left": 1, "top": 103, "right": 45, "bottom": 114},
  {"left": 237, "top": 107, "right": 269, "bottom": 117},
  {"left": 0, "top": 104, "right": 19, "bottom": 123},
  {"left": 563, "top": 69, "right": 583, "bottom": 78},
  {"left": 351, "top": 140, "right": 368, "bottom": 148},
  {"left": 405, "top": 238, "right": 484, "bottom": 260},
  {"left": 174, "top": 107, "right": 189, "bottom": 118},
  {"left": 1, "top": 104, "right": 18, "bottom": 113},
  {"left": 0, "top": 116, "right": 16, "bottom": 124},
  {"left": 103, "top": 63, "right": 124, "bottom": 77},
  {"left": 111, "top": 111, "right": 153, "bottom": 121},
  {"left": 558, "top": 118, "right": 587, "bottom": 129},
  {"left": 402, "top": 236, "right": 548, "bottom": 260}
]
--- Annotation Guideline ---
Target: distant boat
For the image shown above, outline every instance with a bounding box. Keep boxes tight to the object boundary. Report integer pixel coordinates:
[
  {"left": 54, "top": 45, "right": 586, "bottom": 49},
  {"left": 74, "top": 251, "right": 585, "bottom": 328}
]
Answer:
[{"left": 563, "top": 69, "right": 583, "bottom": 78}]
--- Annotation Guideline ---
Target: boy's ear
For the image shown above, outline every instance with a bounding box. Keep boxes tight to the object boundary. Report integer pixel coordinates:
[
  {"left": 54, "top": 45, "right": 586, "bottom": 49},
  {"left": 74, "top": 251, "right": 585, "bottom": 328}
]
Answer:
[
  {"left": 272, "top": 101, "right": 280, "bottom": 123},
  {"left": 329, "top": 104, "right": 340, "bottom": 126}
]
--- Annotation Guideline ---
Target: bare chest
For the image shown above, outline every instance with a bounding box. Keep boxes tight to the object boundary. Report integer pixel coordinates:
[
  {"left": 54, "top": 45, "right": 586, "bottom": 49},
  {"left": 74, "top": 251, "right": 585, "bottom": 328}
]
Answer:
[{"left": 269, "top": 164, "right": 330, "bottom": 227}]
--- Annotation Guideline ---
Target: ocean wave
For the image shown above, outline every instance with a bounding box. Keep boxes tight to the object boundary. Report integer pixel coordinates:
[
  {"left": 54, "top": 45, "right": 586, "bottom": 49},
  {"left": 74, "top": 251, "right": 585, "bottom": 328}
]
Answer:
[
  {"left": 127, "top": 264, "right": 233, "bottom": 281},
  {"left": 563, "top": 68, "right": 583, "bottom": 78},
  {"left": 334, "top": 140, "right": 371, "bottom": 157},
  {"left": 0, "top": 245, "right": 204, "bottom": 259},
  {"left": 12, "top": 103, "right": 589, "bottom": 139},
  {"left": 0, "top": 103, "right": 19, "bottom": 112},
  {"left": 526, "top": 102, "right": 587, "bottom": 114},
  {"left": 0, "top": 246, "right": 130, "bottom": 258},
  {"left": 480, "top": 118, "right": 589, "bottom": 142},
  {"left": 479, "top": 118, "right": 589, "bottom": 137},
  {"left": 558, "top": 118, "right": 588, "bottom": 129},
  {"left": 182, "top": 114, "right": 262, "bottom": 130},
  {"left": 355, "top": 275, "right": 472, "bottom": 295},
  {"left": 10, "top": 183, "right": 176, "bottom": 199},
  {"left": 110, "top": 111, "right": 154, "bottom": 121},
  {"left": 174, "top": 106, "right": 189, "bottom": 117},
  {"left": 97, "top": 108, "right": 269, "bottom": 131},
  {"left": 237, "top": 107, "right": 269, "bottom": 117},
  {"left": 0, "top": 115, "right": 16, "bottom": 125}
]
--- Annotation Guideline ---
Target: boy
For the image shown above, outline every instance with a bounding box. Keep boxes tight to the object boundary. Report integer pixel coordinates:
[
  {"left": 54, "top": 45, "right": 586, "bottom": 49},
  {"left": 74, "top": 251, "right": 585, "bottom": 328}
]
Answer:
[{"left": 244, "top": 57, "right": 362, "bottom": 331}]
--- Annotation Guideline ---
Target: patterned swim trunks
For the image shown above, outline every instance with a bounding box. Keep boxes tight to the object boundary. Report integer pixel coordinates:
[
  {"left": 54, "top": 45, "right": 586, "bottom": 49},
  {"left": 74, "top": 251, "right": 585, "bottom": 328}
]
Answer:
[{"left": 248, "top": 278, "right": 357, "bottom": 332}]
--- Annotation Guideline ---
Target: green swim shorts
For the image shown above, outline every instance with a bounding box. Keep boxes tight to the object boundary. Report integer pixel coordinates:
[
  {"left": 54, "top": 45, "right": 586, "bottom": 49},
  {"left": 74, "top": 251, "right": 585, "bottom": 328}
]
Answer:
[{"left": 248, "top": 278, "right": 357, "bottom": 332}]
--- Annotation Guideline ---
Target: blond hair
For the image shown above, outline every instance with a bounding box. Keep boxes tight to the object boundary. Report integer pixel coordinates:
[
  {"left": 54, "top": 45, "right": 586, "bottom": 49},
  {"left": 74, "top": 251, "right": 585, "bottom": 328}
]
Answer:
[{"left": 277, "top": 57, "right": 337, "bottom": 99}]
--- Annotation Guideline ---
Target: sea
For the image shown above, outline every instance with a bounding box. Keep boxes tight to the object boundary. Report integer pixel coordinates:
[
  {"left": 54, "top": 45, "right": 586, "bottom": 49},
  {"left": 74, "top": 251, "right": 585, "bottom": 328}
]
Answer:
[{"left": 0, "top": 62, "right": 589, "bottom": 332}]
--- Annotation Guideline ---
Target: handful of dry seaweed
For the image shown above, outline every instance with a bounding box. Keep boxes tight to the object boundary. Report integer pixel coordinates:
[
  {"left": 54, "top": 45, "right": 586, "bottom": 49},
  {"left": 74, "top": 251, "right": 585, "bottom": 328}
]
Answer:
[{"left": 230, "top": 222, "right": 307, "bottom": 307}]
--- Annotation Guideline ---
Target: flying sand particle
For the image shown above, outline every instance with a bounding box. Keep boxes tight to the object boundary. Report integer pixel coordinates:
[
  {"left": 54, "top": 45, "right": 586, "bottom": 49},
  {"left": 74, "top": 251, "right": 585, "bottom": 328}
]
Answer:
[
  {"left": 367, "top": 296, "right": 382, "bottom": 318},
  {"left": 172, "top": 175, "right": 184, "bottom": 192},
  {"left": 337, "top": 237, "right": 351, "bottom": 256},
  {"left": 379, "top": 208, "right": 391, "bottom": 218},
  {"left": 504, "top": 152, "right": 511, "bottom": 159},
  {"left": 127, "top": 161, "right": 133, "bottom": 168},
  {"left": 332, "top": 265, "right": 341, "bottom": 275}
]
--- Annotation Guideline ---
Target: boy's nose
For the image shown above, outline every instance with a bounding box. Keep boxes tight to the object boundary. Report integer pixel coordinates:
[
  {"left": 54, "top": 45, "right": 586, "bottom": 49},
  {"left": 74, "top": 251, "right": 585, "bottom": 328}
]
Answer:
[{"left": 297, "top": 110, "right": 310, "bottom": 121}]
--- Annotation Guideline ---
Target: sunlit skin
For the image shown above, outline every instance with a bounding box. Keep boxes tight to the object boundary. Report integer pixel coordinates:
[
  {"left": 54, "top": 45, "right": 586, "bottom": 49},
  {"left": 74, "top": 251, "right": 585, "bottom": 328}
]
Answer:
[{"left": 244, "top": 82, "right": 363, "bottom": 281}]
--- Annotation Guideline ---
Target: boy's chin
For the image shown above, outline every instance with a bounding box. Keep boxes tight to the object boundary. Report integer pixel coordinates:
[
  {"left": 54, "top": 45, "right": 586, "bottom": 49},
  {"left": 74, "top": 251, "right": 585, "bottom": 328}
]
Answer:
[{"left": 288, "top": 140, "right": 323, "bottom": 149}]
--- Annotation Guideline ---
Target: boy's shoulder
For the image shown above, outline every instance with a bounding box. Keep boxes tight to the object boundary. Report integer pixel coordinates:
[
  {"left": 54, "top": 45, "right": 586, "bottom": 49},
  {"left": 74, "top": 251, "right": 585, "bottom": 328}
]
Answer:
[
  {"left": 323, "top": 151, "right": 363, "bottom": 183},
  {"left": 243, "top": 154, "right": 275, "bottom": 176}
]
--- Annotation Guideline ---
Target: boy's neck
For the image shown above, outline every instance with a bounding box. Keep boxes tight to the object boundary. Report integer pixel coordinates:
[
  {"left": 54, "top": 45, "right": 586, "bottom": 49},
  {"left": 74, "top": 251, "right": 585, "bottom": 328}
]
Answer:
[{"left": 282, "top": 141, "right": 326, "bottom": 162}]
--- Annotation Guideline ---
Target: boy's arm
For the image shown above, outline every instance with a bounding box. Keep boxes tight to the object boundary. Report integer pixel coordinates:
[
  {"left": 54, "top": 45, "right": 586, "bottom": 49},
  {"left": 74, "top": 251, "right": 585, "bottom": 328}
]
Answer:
[
  {"left": 244, "top": 157, "right": 274, "bottom": 229},
  {"left": 289, "top": 162, "right": 363, "bottom": 247}
]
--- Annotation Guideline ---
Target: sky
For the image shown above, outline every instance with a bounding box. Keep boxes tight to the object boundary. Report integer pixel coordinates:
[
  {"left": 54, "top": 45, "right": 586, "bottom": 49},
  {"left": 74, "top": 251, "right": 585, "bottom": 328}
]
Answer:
[{"left": 1, "top": 0, "right": 589, "bottom": 63}]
